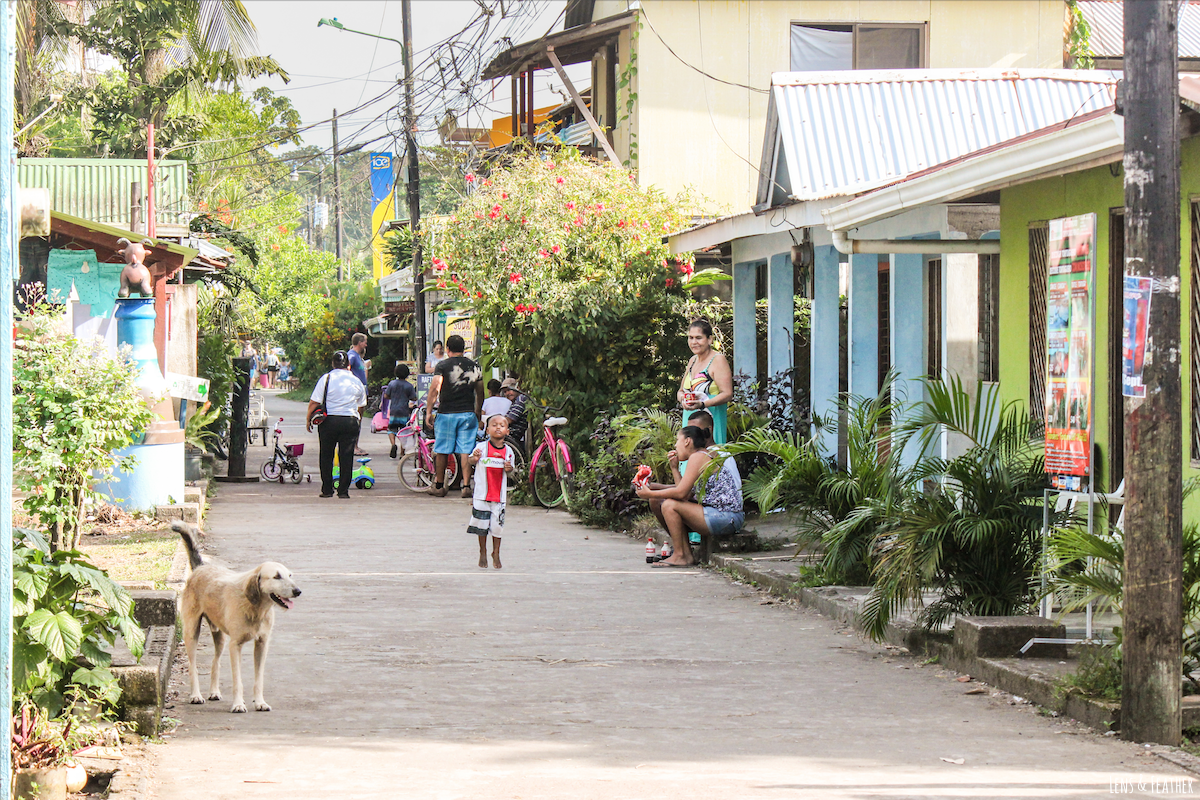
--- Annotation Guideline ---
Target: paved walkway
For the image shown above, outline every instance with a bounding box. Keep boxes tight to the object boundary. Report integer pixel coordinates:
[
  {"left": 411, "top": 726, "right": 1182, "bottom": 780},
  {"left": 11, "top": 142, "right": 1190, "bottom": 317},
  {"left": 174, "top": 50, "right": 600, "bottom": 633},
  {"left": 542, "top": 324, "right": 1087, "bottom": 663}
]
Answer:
[{"left": 149, "top": 393, "right": 1192, "bottom": 799}]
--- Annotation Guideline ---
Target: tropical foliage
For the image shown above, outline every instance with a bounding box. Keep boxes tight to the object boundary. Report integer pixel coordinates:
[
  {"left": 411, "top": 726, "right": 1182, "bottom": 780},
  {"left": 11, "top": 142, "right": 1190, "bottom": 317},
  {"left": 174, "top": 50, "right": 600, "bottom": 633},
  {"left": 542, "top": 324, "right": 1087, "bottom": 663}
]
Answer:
[
  {"left": 13, "top": 310, "right": 153, "bottom": 552},
  {"left": 424, "top": 146, "right": 721, "bottom": 438},
  {"left": 13, "top": 527, "right": 145, "bottom": 715}
]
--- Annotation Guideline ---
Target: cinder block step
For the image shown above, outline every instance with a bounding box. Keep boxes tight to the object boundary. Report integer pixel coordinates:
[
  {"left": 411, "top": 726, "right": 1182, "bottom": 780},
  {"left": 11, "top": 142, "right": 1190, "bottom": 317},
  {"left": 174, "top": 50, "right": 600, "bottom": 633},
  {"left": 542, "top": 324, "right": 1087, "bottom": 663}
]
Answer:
[
  {"left": 155, "top": 502, "right": 200, "bottom": 523},
  {"left": 953, "top": 615, "right": 1067, "bottom": 659},
  {"left": 129, "top": 589, "right": 177, "bottom": 629}
]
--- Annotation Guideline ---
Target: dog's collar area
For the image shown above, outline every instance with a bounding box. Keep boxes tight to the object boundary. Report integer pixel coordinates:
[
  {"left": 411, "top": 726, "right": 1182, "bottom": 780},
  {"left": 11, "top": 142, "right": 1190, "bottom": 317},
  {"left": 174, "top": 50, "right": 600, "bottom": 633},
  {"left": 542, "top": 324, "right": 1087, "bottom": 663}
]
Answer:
[{"left": 270, "top": 593, "right": 294, "bottom": 610}]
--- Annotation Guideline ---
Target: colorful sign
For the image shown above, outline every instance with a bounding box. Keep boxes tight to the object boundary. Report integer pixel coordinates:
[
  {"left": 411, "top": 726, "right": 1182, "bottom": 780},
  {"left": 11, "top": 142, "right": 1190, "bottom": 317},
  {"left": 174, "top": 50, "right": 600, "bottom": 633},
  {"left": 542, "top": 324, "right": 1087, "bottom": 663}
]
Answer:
[
  {"left": 165, "top": 372, "right": 210, "bottom": 402},
  {"left": 1044, "top": 214, "right": 1096, "bottom": 485},
  {"left": 1122, "top": 275, "right": 1153, "bottom": 398},
  {"left": 369, "top": 152, "right": 397, "bottom": 281}
]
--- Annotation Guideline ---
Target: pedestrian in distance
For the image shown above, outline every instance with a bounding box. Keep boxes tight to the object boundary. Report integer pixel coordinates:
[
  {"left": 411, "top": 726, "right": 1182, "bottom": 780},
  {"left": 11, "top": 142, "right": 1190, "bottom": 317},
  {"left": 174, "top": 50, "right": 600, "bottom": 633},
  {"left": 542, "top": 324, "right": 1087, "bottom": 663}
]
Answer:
[
  {"left": 425, "top": 334, "right": 484, "bottom": 497},
  {"left": 481, "top": 378, "right": 512, "bottom": 427},
  {"left": 266, "top": 350, "right": 280, "bottom": 388},
  {"left": 678, "top": 318, "right": 733, "bottom": 445},
  {"left": 467, "top": 414, "right": 516, "bottom": 569},
  {"left": 501, "top": 377, "right": 527, "bottom": 451},
  {"left": 348, "top": 333, "right": 370, "bottom": 455},
  {"left": 307, "top": 351, "right": 367, "bottom": 499},
  {"left": 383, "top": 362, "right": 417, "bottom": 459},
  {"left": 425, "top": 339, "right": 445, "bottom": 374}
]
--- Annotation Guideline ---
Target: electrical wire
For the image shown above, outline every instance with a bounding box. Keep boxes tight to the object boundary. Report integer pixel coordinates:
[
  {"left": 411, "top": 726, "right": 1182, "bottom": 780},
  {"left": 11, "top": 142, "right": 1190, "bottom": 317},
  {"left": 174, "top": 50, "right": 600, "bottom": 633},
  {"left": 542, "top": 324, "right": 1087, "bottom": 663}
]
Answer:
[{"left": 644, "top": 7, "right": 768, "bottom": 95}]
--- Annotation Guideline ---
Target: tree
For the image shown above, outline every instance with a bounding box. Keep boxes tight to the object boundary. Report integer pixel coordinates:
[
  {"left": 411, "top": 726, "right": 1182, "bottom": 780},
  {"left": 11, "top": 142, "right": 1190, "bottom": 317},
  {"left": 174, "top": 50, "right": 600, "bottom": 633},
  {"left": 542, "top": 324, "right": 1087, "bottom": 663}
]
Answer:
[{"left": 426, "top": 146, "right": 701, "bottom": 435}]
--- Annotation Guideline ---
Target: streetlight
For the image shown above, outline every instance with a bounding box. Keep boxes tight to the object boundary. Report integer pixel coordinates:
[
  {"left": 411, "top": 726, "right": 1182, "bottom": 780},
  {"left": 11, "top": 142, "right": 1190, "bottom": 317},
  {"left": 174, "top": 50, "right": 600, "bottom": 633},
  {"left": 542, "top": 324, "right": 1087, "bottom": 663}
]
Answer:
[{"left": 317, "top": 8, "right": 427, "bottom": 371}]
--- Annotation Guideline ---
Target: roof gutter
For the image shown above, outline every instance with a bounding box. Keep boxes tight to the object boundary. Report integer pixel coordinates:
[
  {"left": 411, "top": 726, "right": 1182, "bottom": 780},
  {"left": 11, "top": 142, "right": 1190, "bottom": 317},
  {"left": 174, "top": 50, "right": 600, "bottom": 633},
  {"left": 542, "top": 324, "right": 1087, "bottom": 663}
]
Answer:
[{"left": 830, "top": 228, "right": 1000, "bottom": 255}]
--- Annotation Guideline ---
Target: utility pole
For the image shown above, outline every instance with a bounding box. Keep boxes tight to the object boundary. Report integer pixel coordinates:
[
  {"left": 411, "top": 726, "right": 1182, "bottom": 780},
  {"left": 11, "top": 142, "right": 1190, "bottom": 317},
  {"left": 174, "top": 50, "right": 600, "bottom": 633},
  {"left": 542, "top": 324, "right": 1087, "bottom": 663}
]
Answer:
[
  {"left": 1122, "top": 0, "right": 1182, "bottom": 746},
  {"left": 332, "top": 108, "right": 344, "bottom": 281},
  {"left": 403, "top": 0, "right": 426, "bottom": 374},
  {"left": 1, "top": 3, "right": 17, "bottom": 792}
]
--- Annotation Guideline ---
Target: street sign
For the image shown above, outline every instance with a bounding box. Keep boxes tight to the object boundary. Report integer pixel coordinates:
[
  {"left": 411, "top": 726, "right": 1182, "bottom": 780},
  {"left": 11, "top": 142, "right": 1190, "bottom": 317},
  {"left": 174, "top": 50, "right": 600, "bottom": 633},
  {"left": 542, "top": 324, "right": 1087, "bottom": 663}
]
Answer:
[{"left": 166, "top": 372, "right": 210, "bottom": 402}]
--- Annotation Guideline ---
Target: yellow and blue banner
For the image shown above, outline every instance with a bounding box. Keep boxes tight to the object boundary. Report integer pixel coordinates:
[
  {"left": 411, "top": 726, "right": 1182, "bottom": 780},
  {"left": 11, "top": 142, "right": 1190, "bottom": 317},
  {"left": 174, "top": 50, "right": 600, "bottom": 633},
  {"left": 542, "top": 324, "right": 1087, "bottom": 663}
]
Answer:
[{"left": 370, "top": 152, "right": 397, "bottom": 280}]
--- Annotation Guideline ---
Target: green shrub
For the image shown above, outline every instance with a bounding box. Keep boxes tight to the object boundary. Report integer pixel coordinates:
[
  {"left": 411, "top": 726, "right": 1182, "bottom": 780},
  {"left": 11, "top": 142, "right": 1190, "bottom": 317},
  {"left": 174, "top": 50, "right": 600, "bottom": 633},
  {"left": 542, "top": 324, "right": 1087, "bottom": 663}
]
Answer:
[
  {"left": 14, "top": 310, "right": 153, "bottom": 551},
  {"left": 13, "top": 528, "right": 144, "bottom": 715},
  {"left": 567, "top": 416, "right": 642, "bottom": 529}
]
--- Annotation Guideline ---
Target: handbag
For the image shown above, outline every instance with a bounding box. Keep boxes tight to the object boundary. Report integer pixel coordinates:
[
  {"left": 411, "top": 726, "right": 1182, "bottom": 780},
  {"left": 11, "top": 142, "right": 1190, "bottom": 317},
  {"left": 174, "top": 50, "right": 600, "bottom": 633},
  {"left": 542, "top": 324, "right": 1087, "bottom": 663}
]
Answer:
[{"left": 309, "top": 372, "right": 331, "bottom": 426}]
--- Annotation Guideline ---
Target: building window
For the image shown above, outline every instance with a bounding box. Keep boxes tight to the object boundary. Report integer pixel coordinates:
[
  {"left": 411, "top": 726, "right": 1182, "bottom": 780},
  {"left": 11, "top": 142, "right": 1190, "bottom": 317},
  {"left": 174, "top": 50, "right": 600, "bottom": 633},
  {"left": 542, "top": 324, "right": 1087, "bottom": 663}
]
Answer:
[
  {"left": 1192, "top": 202, "right": 1200, "bottom": 462},
  {"left": 978, "top": 252, "right": 1000, "bottom": 383},
  {"left": 1029, "top": 224, "right": 1049, "bottom": 422},
  {"left": 927, "top": 259, "right": 942, "bottom": 380},
  {"left": 790, "top": 23, "right": 926, "bottom": 71}
]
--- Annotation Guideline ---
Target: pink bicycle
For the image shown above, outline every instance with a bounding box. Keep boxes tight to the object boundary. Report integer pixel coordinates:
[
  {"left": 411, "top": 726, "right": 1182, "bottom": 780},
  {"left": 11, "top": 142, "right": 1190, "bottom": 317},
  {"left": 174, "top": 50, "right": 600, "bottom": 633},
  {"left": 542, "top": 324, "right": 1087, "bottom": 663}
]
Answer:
[
  {"left": 528, "top": 405, "right": 574, "bottom": 508},
  {"left": 395, "top": 408, "right": 460, "bottom": 492}
]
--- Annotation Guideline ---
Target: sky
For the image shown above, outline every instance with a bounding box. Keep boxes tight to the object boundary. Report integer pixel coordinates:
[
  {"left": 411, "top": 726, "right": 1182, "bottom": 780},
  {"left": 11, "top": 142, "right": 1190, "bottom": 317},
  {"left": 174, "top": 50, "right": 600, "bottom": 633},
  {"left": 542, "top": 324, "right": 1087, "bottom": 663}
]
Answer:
[{"left": 242, "top": 0, "right": 591, "bottom": 155}]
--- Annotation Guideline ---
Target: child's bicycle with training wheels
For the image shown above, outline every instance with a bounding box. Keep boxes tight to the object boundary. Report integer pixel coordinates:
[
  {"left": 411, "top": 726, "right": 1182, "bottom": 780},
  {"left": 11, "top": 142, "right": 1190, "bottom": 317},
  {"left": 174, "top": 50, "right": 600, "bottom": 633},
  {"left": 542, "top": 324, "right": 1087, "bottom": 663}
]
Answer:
[
  {"left": 528, "top": 404, "right": 574, "bottom": 508},
  {"left": 260, "top": 418, "right": 304, "bottom": 483},
  {"left": 395, "top": 407, "right": 461, "bottom": 492}
]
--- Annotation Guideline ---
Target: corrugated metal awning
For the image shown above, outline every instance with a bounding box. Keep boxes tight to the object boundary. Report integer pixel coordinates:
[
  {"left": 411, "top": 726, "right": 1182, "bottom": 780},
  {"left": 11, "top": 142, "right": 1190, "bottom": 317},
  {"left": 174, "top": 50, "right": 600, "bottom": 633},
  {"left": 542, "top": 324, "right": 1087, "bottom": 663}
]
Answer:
[
  {"left": 1078, "top": 1, "right": 1200, "bottom": 59},
  {"left": 18, "top": 157, "right": 190, "bottom": 227},
  {"left": 757, "top": 69, "right": 1118, "bottom": 209}
]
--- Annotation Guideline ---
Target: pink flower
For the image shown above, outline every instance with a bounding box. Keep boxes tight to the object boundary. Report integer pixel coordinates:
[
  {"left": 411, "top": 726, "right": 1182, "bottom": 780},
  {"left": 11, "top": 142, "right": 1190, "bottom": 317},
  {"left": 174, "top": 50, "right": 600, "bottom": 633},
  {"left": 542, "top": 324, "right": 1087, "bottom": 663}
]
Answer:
[
  {"left": 566, "top": 201, "right": 575, "bottom": 210},
  {"left": 594, "top": 203, "right": 605, "bottom": 213},
  {"left": 573, "top": 216, "right": 583, "bottom": 227},
  {"left": 509, "top": 272, "right": 522, "bottom": 284},
  {"left": 484, "top": 179, "right": 492, "bottom": 187},
  {"left": 665, "top": 278, "right": 674, "bottom": 288},
  {"left": 680, "top": 262, "right": 695, "bottom": 278},
  {"left": 465, "top": 173, "right": 475, "bottom": 183},
  {"left": 520, "top": 216, "right": 528, "bottom": 225},
  {"left": 550, "top": 245, "right": 561, "bottom": 254},
  {"left": 500, "top": 242, "right": 508, "bottom": 253},
  {"left": 617, "top": 219, "right": 627, "bottom": 228},
  {"left": 501, "top": 192, "right": 509, "bottom": 200},
  {"left": 556, "top": 176, "right": 565, "bottom": 184},
  {"left": 538, "top": 248, "right": 549, "bottom": 259}
]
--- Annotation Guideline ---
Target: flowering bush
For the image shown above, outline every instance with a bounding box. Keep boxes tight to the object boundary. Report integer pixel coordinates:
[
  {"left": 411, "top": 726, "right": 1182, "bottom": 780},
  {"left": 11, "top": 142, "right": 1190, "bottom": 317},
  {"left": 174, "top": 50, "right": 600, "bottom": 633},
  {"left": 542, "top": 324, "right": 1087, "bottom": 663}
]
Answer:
[{"left": 427, "top": 147, "right": 699, "bottom": 434}]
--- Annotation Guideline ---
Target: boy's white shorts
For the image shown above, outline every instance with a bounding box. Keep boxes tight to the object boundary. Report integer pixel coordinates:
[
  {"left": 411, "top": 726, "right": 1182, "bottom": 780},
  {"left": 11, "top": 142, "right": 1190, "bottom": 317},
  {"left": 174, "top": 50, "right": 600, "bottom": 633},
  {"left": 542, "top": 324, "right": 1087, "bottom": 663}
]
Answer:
[{"left": 467, "top": 500, "right": 505, "bottom": 536}]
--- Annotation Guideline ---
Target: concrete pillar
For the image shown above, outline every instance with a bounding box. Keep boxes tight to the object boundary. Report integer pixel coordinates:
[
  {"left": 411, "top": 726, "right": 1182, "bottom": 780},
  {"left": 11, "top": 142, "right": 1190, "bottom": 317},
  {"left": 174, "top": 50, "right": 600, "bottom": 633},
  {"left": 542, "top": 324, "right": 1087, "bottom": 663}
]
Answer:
[
  {"left": 890, "top": 252, "right": 925, "bottom": 466},
  {"left": 767, "top": 252, "right": 793, "bottom": 381},
  {"left": 732, "top": 261, "right": 757, "bottom": 383},
  {"left": 848, "top": 253, "right": 878, "bottom": 399},
  {"left": 811, "top": 245, "right": 840, "bottom": 450},
  {"left": 944, "top": 252, "right": 980, "bottom": 460}
]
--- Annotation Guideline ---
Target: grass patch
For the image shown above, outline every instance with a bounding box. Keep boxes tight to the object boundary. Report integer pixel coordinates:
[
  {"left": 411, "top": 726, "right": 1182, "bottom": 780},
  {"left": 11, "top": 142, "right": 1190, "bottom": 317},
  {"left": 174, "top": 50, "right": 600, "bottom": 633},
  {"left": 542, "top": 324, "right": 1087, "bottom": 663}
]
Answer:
[
  {"left": 279, "top": 387, "right": 312, "bottom": 403},
  {"left": 80, "top": 524, "right": 178, "bottom": 587},
  {"left": 1056, "top": 645, "right": 1121, "bottom": 702}
]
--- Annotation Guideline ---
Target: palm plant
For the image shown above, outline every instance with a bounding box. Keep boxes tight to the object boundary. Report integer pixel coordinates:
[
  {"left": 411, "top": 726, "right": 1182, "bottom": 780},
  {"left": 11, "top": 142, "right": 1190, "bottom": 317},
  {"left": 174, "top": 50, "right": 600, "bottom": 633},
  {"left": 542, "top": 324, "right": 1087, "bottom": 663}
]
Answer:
[
  {"left": 614, "top": 409, "right": 680, "bottom": 482},
  {"left": 860, "top": 377, "right": 1051, "bottom": 639}
]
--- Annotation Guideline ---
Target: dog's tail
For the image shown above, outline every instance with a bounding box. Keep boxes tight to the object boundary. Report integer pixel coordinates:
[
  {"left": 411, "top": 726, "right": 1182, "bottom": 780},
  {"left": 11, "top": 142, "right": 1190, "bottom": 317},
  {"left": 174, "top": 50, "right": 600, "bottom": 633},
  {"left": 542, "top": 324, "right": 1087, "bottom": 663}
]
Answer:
[{"left": 172, "top": 521, "right": 205, "bottom": 570}]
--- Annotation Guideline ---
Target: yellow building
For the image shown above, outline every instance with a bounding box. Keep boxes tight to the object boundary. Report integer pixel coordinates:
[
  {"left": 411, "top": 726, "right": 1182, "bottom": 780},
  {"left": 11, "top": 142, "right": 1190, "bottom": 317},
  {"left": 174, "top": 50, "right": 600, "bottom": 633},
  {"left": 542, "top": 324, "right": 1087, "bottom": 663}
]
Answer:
[{"left": 485, "top": 1, "right": 1068, "bottom": 214}]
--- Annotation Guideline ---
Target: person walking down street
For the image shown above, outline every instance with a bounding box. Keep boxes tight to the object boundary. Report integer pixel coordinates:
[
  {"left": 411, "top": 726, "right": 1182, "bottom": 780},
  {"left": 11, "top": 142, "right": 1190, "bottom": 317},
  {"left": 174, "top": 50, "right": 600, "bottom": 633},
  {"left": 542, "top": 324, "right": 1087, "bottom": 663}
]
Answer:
[
  {"left": 266, "top": 350, "right": 280, "bottom": 388},
  {"left": 425, "top": 334, "right": 483, "bottom": 498},
  {"left": 501, "top": 377, "right": 528, "bottom": 451},
  {"left": 245, "top": 345, "right": 258, "bottom": 389},
  {"left": 678, "top": 319, "right": 732, "bottom": 445},
  {"left": 383, "top": 363, "right": 417, "bottom": 459},
  {"left": 307, "top": 351, "right": 367, "bottom": 499},
  {"left": 467, "top": 414, "right": 516, "bottom": 569},
  {"left": 481, "top": 378, "right": 511, "bottom": 427},
  {"left": 348, "top": 333, "right": 370, "bottom": 455},
  {"left": 635, "top": 424, "right": 744, "bottom": 567}
]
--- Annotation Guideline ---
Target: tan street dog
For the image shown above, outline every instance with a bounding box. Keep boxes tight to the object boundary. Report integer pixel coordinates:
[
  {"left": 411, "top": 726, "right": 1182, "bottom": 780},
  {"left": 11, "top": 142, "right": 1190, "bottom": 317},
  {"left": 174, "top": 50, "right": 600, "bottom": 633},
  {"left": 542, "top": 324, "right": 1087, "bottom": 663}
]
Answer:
[{"left": 173, "top": 522, "right": 301, "bottom": 713}]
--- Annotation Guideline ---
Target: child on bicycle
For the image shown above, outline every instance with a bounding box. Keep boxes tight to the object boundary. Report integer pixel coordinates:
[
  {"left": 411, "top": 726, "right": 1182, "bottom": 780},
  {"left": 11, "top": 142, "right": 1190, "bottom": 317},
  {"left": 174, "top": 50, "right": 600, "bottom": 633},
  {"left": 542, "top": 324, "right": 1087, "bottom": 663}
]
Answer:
[
  {"left": 467, "top": 414, "right": 516, "bottom": 569},
  {"left": 384, "top": 363, "right": 417, "bottom": 459}
]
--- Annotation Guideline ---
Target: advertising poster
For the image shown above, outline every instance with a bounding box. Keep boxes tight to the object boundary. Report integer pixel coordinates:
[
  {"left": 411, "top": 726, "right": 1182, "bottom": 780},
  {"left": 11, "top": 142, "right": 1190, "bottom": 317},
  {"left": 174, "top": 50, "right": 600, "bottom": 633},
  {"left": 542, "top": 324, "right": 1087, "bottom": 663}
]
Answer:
[
  {"left": 369, "top": 152, "right": 397, "bottom": 281},
  {"left": 1044, "top": 213, "right": 1095, "bottom": 486},
  {"left": 416, "top": 373, "right": 434, "bottom": 405},
  {"left": 1122, "top": 275, "right": 1153, "bottom": 398}
]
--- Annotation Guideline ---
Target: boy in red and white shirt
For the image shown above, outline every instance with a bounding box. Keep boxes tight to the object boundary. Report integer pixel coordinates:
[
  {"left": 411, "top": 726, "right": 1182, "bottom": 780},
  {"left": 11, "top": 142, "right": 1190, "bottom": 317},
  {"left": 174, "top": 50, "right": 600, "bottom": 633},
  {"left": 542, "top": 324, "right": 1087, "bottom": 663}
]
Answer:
[{"left": 467, "top": 415, "right": 516, "bottom": 569}]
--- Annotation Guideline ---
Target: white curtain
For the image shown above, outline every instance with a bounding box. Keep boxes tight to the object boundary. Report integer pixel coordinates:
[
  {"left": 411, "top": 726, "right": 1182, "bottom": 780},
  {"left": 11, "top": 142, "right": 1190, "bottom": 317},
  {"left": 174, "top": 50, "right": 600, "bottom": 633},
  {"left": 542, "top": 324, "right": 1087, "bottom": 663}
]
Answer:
[{"left": 790, "top": 25, "right": 853, "bottom": 71}]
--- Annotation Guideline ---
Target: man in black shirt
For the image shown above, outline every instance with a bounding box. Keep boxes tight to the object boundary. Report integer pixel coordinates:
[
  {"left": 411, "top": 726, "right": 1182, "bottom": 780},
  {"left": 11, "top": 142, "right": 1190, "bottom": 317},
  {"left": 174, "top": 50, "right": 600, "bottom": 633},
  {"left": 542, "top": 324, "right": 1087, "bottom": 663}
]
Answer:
[{"left": 425, "top": 335, "right": 484, "bottom": 497}]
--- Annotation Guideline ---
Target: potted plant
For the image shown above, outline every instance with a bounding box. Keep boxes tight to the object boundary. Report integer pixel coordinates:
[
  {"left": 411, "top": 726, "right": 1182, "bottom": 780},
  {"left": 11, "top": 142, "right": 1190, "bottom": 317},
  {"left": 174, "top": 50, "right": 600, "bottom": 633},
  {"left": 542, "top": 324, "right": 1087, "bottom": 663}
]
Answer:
[
  {"left": 11, "top": 704, "right": 70, "bottom": 800},
  {"left": 184, "top": 401, "right": 221, "bottom": 481}
]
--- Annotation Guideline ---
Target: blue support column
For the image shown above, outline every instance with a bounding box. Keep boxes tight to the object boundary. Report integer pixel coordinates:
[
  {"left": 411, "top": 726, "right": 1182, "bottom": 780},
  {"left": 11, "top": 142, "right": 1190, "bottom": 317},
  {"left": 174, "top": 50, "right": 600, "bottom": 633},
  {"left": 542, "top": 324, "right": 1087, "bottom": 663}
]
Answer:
[
  {"left": 848, "top": 253, "right": 879, "bottom": 399},
  {"left": 732, "top": 260, "right": 757, "bottom": 384},
  {"left": 2, "top": 3, "right": 17, "bottom": 793},
  {"left": 767, "top": 252, "right": 794, "bottom": 380},
  {"left": 890, "top": 252, "right": 926, "bottom": 466},
  {"left": 810, "top": 245, "right": 840, "bottom": 450}
]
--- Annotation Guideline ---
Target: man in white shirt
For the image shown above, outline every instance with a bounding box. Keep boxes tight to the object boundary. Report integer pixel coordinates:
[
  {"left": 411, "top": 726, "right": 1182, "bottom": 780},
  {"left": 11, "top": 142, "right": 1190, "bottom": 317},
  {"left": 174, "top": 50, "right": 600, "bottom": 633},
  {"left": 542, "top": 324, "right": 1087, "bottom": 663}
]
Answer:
[{"left": 307, "top": 351, "right": 368, "bottom": 498}]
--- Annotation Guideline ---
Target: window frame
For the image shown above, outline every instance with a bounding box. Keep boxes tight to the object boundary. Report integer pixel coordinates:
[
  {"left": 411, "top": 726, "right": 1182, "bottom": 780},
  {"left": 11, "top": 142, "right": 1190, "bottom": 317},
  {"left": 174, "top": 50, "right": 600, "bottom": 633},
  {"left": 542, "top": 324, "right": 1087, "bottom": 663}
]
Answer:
[{"left": 789, "top": 21, "right": 929, "bottom": 70}]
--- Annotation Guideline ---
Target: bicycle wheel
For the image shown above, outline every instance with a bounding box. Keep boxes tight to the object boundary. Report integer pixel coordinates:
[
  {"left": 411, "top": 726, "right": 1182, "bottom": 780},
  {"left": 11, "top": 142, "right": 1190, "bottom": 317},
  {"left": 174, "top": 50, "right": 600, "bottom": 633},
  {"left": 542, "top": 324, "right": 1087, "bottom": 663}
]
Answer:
[
  {"left": 287, "top": 461, "right": 303, "bottom": 484},
  {"left": 397, "top": 452, "right": 432, "bottom": 492},
  {"left": 445, "top": 455, "right": 461, "bottom": 489},
  {"left": 530, "top": 450, "right": 565, "bottom": 508},
  {"left": 556, "top": 441, "right": 574, "bottom": 505},
  {"left": 261, "top": 459, "right": 282, "bottom": 482}
]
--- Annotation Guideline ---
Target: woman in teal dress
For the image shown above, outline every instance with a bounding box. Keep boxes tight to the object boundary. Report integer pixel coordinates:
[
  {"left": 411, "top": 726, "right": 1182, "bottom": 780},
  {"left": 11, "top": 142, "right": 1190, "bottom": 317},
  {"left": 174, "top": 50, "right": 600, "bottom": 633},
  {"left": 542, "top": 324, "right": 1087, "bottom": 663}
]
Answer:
[{"left": 677, "top": 319, "right": 733, "bottom": 444}]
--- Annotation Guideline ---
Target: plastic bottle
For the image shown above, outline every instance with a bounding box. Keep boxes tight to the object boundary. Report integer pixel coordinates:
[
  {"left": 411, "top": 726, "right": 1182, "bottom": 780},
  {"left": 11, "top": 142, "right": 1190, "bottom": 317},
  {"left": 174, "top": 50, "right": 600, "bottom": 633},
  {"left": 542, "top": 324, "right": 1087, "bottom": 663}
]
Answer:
[
  {"left": 661, "top": 538, "right": 673, "bottom": 560},
  {"left": 646, "top": 539, "right": 657, "bottom": 563}
]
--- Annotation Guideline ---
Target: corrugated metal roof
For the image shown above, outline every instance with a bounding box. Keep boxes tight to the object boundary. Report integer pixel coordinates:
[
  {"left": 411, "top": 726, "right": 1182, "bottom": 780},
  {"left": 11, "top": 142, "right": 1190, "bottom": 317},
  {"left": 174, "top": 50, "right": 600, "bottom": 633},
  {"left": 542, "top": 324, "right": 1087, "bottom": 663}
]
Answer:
[
  {"left": 17, "top": 158, "right": 190, "bottom": 227},
  {"left": 761, "top": 69, "right": 1117, "bottom": 206},
  {"left": 1078, "top": 1, "right": 1200, "bottom": 59}
]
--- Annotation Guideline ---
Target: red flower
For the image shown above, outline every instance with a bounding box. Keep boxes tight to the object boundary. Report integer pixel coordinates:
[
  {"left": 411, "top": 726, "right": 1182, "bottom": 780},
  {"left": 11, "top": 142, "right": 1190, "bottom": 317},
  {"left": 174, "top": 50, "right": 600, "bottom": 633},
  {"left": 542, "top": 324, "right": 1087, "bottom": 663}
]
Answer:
[
  {"left": 484, "top": 178, "right": 492, "bottom": 187},
  {"left": 556, "top": 176, "right": 565, "bottom": 184},
  {"left": 566, "top": 201, "right": 576, "bottom": 210},
  {"left": 666, "top": 278, "right": 674, "bottom": 288},
  {"left": 501, "top": 192, "right": 509, "bottom": 199},
  {"left": 516, "top": 303, "right": 527, "bottom": 313},
  {"left": 509, "top": 272, "right": 523, "bottom": 284},
  {"left": 437, "top": 280, "right": 448, "bottom": 289},
  {"left": 573, "top": 216, "right": 583, "bottom": 227},
  {"left": 538, "top": 248, "right": 549, "bottom": 259},
  {"left": 680, "top": 263, "right": 695, "bottom": 278},
  {"left": 476, "top": 291, "right": 484, "bottom": 298},
  {"left": 520, "top": 216, "right": 528, "bottom": 225},
  {"left": 617, "top": 219, "right": 627, "bottom": 228},
  {"left": 465, "top": 173, "right": 475, "bottom": 183},
  {"left": 550, "top": 245, "right": 561, "bottom": 254}
]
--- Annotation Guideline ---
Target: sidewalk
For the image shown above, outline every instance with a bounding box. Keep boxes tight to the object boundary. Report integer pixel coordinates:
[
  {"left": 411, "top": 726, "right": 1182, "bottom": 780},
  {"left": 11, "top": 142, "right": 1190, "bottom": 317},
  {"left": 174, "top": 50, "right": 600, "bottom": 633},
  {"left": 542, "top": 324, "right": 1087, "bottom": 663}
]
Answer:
[{"left": 147, "top": 394, "right": 1192, "bottom": 799}]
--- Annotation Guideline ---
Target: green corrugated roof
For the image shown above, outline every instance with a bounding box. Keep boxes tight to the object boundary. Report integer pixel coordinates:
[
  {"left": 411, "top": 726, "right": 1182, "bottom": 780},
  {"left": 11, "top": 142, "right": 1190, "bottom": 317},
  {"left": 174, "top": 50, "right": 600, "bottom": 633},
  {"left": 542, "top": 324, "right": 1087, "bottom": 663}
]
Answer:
[
  {"left": 18, "top": 157, "right": 189, "bottom": 227},
  {"left": 52, "top": 210, "right": 198, "bottom": 263}
]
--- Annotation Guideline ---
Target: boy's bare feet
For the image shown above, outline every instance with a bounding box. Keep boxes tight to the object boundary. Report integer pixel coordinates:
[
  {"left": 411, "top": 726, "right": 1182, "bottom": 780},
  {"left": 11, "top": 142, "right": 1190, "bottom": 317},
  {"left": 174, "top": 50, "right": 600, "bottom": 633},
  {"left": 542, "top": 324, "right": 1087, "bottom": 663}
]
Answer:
[
  {"left": 478, "top": 552, "right": 488, "bottom": 569},
  {"left": 492, "top": 551, "right": 502, "bottom": 569}
]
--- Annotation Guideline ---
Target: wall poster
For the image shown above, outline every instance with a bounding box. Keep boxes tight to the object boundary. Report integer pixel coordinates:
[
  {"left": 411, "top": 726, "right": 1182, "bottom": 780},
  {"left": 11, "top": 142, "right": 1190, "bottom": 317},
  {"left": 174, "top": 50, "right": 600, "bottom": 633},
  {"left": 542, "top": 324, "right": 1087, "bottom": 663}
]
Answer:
[
  {"left": 1044, "top": 213, "right": 1096, "bottom": 489},
  {"left": 1121, "top": 274, "right": 1153, "bottom": 398}
]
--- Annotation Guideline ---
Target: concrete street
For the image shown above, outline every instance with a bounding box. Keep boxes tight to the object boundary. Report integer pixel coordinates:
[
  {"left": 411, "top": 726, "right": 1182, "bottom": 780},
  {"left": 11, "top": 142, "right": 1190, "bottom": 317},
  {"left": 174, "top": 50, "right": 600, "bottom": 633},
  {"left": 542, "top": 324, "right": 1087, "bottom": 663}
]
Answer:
[{"left": 148, "top": 393, "right": 1193, "bottom": 799}]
